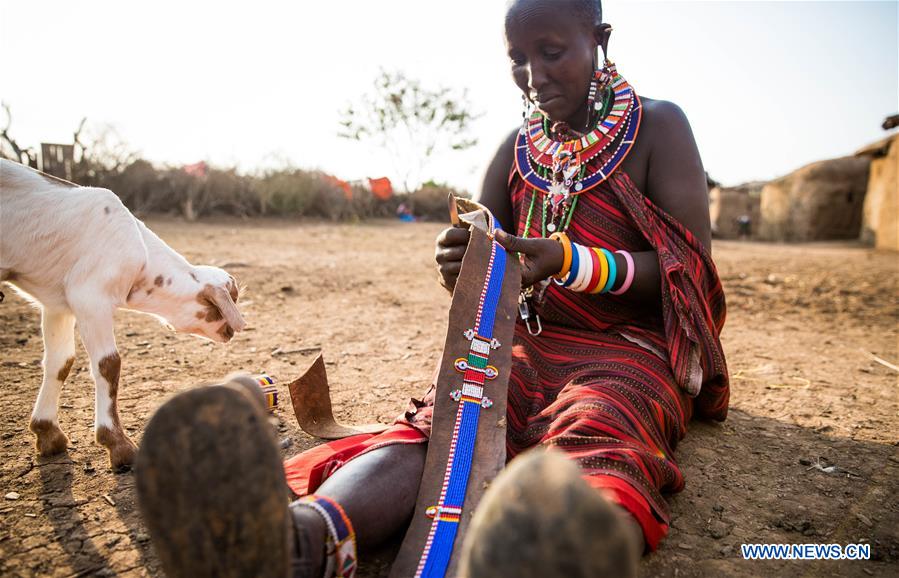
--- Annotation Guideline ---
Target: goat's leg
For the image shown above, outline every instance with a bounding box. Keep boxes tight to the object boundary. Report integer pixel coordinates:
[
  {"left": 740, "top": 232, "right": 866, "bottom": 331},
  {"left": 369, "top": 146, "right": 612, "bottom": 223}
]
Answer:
[
  {"left": 73, "top": 303, "right": 137, "bottom": 469},
  {"left": 29, "top": 307, "right": 77, "bottom": 456}
]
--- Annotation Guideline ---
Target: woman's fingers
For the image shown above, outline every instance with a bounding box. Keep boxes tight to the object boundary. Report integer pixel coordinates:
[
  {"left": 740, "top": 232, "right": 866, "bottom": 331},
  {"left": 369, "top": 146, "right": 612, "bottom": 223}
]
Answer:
[
  {"left": 435, "top": 227, "right": 469, "bottom": 293},
  {"left": 437, "top": 227, "right": 565, "bottom": 287},
  {"left": 438, "top": 261, "right": 463, "bottom": 292},
  {"left": 436, "top": 245, "right": 467, "bottom": 264},
  {"left": 437, "top": 226, "right": 470, "bottom": 248},
  {"left": 494, "top": 230, "right": 564, "bottom": 287},
  {"left": 494, "top": 229, "right": 536, "bottom": 254}
]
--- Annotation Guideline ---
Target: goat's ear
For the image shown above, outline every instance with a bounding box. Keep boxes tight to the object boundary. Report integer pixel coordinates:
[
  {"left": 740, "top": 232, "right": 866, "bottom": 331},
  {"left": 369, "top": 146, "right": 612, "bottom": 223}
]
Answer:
[
  {"left": 226, "top": 275, "right": 240, "bottom": 302},
  {"left": 205, "top": 285, "right": 246, "bottom": 332}
]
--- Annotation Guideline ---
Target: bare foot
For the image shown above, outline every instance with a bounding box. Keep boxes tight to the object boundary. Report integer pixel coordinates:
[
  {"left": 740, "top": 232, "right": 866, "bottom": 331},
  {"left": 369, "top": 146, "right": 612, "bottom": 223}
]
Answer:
[{"left": 460, "top": 449, "right": 640, "bottom": 578}]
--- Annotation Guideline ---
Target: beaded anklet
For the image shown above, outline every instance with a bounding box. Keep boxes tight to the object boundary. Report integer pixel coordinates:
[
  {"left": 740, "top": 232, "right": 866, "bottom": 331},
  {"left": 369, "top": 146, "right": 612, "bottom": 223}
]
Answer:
[
  {"left": 296, "top": 495, "right": 357, "bottom": 578},
  {"left": 255, "top": 374, "right": 279, "bottom": 412}
]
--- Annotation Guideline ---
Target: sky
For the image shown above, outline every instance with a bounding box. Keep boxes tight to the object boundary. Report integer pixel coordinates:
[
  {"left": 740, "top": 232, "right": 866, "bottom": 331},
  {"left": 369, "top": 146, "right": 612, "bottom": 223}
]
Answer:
[{"left": 1, "top": 0, "right": 897, "bottom": 192}]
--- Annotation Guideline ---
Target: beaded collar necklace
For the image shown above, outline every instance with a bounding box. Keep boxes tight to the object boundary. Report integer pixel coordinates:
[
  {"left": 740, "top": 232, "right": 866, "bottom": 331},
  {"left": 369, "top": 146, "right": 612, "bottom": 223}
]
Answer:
[{"left": 515, "top": 65, "right": 642, "bottom": 235}]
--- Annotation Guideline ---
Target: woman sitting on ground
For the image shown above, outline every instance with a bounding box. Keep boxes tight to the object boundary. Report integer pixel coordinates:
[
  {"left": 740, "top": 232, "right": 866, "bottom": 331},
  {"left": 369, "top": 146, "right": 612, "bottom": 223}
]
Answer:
[{"left": 136, "top": 1, "right": 728, "bottom": 576}]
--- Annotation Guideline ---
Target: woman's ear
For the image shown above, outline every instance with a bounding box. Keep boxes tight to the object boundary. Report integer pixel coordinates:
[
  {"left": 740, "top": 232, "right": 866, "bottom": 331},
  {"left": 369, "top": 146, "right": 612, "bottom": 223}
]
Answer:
[{"left": 595, "top": 23, "right": 613, "bottom": 58}]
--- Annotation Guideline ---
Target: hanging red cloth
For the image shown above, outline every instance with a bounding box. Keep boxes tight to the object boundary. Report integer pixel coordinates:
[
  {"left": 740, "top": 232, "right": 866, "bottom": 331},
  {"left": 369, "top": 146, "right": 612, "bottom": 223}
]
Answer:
[{"left": 368, "top": 177, "right": 393, "bottom": 200}]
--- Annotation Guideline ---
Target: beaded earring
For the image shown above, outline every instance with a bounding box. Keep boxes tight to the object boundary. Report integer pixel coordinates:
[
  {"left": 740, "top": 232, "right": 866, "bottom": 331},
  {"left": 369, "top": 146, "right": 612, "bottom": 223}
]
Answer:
[
  {"left": 587, "top": 46, "right": 614, "bottom": 117},
  {"left": 521, "top": 94, "right": 531, "bottom": 129}
]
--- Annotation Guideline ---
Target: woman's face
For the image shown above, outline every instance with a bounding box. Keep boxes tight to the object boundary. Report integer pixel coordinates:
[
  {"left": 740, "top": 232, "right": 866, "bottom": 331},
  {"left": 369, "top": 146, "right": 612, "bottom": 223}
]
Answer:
[{"left": 505, "top": 3, "right": 599, "bottom": 126}]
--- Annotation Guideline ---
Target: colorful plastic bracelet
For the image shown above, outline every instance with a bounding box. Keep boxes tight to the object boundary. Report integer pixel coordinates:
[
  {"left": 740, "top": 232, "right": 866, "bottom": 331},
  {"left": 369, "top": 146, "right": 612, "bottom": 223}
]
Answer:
[
  {"left": 549, "top": 232, "right": 572, "bottom": 279},
  {"left": 561, "top": 240, "right": 581, "bottom": 287},
  {"left": 590, "top": 247, "right": 608, "bottom": 294},
  {"left": 571, "top": 244, "right": 593, "bottom": 292},
  {"left": 600, "top": 248, "right": 617, "bottom": 293},
  {"left": 610, "top": 250, "right": 636, "bottom": 295},
  {"left": 584, "top": 245, "right": 602, "bottom": 293}
]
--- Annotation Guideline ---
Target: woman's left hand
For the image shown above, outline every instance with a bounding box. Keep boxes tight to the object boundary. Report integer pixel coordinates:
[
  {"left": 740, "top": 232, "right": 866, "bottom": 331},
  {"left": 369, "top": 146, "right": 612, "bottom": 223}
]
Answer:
[{"left": 494, "top": 229, "right": 564, "bottom": 288}]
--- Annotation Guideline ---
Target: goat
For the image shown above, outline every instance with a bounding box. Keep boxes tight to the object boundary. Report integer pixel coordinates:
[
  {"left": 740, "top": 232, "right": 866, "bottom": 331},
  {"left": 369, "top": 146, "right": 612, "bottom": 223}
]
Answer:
[{"left": 0, "top": 159, "right": 246, "bottom": 469}]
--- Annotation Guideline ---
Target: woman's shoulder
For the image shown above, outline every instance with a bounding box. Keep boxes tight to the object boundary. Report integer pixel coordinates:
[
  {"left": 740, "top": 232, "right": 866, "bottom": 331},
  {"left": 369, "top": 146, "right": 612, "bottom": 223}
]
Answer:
[
  {"left": 636, "top": 96, "right": 695, "bottom": 148},
  {"left": 631, "top": 96, "right": 711, "bottom": 247}
]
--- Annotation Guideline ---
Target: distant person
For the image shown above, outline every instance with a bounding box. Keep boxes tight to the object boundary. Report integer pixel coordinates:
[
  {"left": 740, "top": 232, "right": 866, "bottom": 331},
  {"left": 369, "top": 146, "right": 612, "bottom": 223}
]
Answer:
[
  {"left": 137, "top": 1, "right": 729, "bottom": 576},
  {"left": 737, "top": 214, "right": 752, "bottom": 239},
  {"left": 396, "top": 202, "right": 416, "bottom": 222}
]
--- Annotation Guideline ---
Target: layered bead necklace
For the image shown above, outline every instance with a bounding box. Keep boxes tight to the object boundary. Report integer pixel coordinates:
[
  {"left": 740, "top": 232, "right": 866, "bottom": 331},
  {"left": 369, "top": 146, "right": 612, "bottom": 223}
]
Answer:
[
  {"left": 515, "top": 64, "right": 642, "bottom": 237},
  {"left": 514, "top": 65, "right": 642, "bottom": 336}
]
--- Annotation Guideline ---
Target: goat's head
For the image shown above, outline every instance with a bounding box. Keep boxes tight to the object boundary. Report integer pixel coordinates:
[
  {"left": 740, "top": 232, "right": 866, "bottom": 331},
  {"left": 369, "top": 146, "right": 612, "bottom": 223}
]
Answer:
[{"left": 164, "top": 266, "right": 246, "bottom": 343}]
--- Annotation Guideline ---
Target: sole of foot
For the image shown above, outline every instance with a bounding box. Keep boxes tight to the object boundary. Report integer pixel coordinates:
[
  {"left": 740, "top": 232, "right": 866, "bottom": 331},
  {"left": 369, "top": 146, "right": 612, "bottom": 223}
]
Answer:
[
  {"left": 460, "top": 448, "right": 640, "bottom": 578},
  {"left": 135, "top": 380, "right": 290, "bottom": 578}
]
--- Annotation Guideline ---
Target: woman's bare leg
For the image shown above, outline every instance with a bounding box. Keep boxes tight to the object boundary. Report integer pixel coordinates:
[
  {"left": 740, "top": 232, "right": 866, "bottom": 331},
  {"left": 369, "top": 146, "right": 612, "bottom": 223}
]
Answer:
[{"left": 290, "top": 442, "right": 428, "bottom": 575}]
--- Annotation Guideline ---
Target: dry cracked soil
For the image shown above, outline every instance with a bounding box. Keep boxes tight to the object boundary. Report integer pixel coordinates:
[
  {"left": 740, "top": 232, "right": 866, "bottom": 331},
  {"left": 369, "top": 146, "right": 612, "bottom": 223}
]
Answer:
[{"left": 1, "top": 218, "right": 896, "bottom": 577}]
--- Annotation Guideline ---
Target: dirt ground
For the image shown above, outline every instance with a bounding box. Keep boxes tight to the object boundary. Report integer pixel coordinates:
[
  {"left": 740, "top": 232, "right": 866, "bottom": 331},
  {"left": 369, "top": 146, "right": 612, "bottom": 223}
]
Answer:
[{"left": 1, "top": 218, "right": 896, "bottom": 578}]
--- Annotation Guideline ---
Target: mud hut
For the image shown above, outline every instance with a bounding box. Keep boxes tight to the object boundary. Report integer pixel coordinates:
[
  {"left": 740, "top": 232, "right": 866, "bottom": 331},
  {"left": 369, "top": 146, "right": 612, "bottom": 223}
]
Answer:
[
  {"left": 857, "top": 133, "right": 898, "bottom": 251},
  {"left": 757, "top": 156, "right": 870, "bottom": 242},
  {"left": 709, "top": 181, "right": 764, "bottom": 238}
]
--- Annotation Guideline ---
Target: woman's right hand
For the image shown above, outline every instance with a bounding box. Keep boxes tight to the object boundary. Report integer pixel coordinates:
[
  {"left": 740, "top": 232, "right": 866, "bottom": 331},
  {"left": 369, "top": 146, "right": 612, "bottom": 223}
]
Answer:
[{"left": 435, "top": 226, "right": 470, "bottom": 292}]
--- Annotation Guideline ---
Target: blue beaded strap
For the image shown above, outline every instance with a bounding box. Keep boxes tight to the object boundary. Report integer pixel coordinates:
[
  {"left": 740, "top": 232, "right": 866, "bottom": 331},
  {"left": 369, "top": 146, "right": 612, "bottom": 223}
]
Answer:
[{"left": 415, "top": 229, "right": 508, "bottom": 578}]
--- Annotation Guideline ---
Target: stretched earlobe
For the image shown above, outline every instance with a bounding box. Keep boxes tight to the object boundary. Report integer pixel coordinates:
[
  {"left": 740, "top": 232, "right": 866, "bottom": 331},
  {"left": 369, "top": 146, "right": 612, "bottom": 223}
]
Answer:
[{"left": 595, "top": 23, "right": 613, "bottom": 58}]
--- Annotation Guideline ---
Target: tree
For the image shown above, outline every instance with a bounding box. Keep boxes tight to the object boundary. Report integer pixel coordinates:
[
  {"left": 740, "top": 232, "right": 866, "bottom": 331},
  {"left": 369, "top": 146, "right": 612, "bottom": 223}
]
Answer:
[
  {"left": 71, "top": 119, "right": 138, "bottom": 184},
  {"left": 338, "top": 69, "right": 480, "bottom": 191},
  {"left": 0, "top": 103, "right": 37, "bottom": 167}
]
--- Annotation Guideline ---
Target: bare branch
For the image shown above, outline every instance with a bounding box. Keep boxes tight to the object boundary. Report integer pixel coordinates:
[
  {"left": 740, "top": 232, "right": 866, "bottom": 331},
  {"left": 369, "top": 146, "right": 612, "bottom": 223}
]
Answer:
[{"left": 0, "top": 103, "right": 36, "bottom": 167}]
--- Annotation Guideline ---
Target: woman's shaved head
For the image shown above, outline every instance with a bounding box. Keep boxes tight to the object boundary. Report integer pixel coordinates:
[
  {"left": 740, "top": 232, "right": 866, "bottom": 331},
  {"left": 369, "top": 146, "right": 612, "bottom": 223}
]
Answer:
[
  {"left": 506, "top": 0, "right": 602, "bottom": 29},
  {"left": 503, "top": 0, "right": 610, "bottom": 125}
]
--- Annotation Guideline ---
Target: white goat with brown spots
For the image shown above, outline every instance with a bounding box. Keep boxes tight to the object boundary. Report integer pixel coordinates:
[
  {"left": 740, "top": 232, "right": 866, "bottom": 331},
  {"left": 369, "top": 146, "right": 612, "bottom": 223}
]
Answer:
[{"left": 0, "top": 159, "right": 246, "bottom": 470}]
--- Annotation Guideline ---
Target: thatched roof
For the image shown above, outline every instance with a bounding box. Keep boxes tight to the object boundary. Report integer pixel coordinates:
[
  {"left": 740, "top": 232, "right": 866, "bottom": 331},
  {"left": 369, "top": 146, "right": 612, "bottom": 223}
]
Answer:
[{"left": 855, "top": 133, "right": 897, "bottom": 159}]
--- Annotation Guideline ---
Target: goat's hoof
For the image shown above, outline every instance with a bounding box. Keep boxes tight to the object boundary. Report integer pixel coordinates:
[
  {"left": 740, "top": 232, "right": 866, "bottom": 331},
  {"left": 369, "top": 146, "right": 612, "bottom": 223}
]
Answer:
[
  {"left": 97, "top": 426, "right": 138, "bottom": 471},
  {"left": 30, "top": 419, "right": 69, "bottom": 456},
  {"left": 107, "top": 440, "right": 138, "bottom": 471}
]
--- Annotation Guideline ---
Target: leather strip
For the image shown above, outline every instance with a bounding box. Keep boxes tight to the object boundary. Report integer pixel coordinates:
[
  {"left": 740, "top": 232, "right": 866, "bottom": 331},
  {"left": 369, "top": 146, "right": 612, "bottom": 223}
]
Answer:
[
  {"left": 390, "top": 205, "right": 520, "bottom": 578},
  {"left": 287, "top": 355, "right": 387, "bottom": 440}
]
